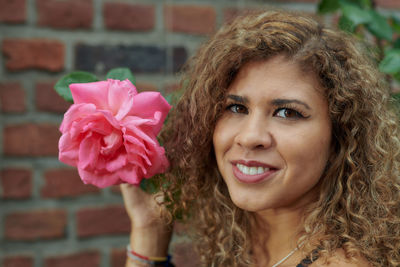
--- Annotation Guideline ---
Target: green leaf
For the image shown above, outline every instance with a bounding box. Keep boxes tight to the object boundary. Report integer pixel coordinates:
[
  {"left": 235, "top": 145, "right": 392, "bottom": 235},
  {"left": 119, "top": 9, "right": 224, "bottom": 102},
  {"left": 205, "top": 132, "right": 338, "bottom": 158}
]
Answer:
[
  {"left": 392, "top": 93, "right": 400, "bottom": 109},
  {"left": 379, "top": 49, "right": 400, "bottom": 74},
  {"left": 340, "top": 2, "right": 372, "bottom": 26},
  {"left": 139, "top": 176, "right": 160, "bottom": 194},
  {"left": 139, "top": 174, "right": 169, "bottom": 194},
  {"left": 394, "top": 72, "right": 400, "bottom": 83},
  {"left": 105, "top": 68, "right": 136, "bottom": 85},
  {"left": 392, "top": 16, "right": 400, "bottom": 33},
  {"left": 345, "top": 0, "right": 371, "bottom": 8},
  {"left": 339, "top": 15, "right": 356, "bottom": 32},
  {"left": 366, "top": 10, "right": 393, "bottom": 41},
  {"left": 394, "top": 38, "right": 400, "bottom": 49},
  {"left": 54, "top": 71, "right": 99, "bottom": 103},
  {"left": 392, "top": 93, "right": 400, "bottom": 102},
  {"left": 318, "top": 0, "right": 340, "bottom": 14}
]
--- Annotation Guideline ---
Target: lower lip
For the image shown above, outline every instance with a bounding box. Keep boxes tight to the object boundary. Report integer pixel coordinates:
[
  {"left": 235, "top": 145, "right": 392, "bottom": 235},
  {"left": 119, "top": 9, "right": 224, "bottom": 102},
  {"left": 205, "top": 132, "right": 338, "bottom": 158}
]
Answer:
[{"left": 232, "top": 164, "right": 276, "bottom": 184}]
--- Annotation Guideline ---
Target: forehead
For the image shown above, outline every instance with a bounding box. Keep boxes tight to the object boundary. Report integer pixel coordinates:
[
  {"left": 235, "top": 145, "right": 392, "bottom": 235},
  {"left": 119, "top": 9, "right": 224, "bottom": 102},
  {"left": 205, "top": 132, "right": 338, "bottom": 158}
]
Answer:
[{"left": 227, "top": 56, "right": 325, "bottom": 102}]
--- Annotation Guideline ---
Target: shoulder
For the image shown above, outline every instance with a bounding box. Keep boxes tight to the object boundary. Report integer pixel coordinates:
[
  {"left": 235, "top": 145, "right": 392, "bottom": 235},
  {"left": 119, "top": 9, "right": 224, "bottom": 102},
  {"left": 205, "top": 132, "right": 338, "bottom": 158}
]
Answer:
[{"left": 313, "top": 249, "right": 372, "bottom": 267}]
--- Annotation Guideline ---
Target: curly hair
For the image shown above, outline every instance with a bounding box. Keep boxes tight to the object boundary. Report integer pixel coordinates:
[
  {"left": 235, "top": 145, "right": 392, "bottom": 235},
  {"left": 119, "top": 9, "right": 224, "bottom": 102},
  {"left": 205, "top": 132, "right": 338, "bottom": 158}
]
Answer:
[{"left": 160, "top": 9, "right": 400, "bottom": 267}]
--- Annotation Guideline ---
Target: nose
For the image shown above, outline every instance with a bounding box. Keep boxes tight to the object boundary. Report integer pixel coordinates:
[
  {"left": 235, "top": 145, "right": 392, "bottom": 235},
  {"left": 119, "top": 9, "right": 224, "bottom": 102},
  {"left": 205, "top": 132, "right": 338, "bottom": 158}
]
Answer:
[{"left": 234, "top": 111, "right": 273, "bottom": 150}]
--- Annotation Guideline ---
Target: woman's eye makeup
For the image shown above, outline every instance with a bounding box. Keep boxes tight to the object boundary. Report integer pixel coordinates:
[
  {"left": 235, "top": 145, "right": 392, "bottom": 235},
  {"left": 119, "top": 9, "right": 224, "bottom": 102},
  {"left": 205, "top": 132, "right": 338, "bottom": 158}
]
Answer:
[
  {"left": 226, "top": 103, "right": 248, "bottom": 114},
  {"left": 224, "top": 98, "right": 310, "bottom": 119},
  {"left": 273, "top": 106, "right": 309, "bottom": 119}
]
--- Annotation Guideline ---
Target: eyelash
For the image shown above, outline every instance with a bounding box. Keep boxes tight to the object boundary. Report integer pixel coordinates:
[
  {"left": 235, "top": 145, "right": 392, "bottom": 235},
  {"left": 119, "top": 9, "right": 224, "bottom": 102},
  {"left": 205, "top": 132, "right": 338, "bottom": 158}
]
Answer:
[
  {"left": 226, "top": 103, "right": 248, "bottom": 114},
  {"left": 225, "top": 103, "right": 308, "bottom": 119},
  {"left": 274, "top": 104, "right": 308, "bottom": 119}
]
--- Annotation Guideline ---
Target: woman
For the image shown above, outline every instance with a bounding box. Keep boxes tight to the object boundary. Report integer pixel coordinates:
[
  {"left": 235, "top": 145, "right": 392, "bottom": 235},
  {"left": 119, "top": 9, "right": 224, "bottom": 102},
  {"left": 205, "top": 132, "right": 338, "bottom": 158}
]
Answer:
[{"left": 122, "top": 10, "right": 400, "bottom": 267}]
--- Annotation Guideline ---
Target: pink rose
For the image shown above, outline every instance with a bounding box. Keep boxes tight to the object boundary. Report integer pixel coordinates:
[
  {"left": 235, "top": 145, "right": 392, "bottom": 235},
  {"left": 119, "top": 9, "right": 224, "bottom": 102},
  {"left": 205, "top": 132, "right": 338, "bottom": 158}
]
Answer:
[{"left": 58, "top": 79, "right": 171, "bottom": 188}]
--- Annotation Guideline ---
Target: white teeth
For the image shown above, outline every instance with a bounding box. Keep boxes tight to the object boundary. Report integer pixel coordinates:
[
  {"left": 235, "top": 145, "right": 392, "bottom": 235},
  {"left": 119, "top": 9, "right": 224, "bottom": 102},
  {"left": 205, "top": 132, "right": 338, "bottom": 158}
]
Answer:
[
  {"left": 257, "top": 167, "right": 264, "bottom": 174},
  {"left": 236, "top": 164, "right": 270, "bottom": 175}
]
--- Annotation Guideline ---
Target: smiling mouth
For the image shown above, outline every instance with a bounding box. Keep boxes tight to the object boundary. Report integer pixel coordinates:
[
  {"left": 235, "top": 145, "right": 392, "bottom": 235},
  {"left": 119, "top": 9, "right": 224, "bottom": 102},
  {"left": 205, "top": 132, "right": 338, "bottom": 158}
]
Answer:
[
  {"left": 232, "top": 162, "right": 277, "bottom": 184},
  {"left": 236, "top": 163, "right": 269, "bottom": 175}
]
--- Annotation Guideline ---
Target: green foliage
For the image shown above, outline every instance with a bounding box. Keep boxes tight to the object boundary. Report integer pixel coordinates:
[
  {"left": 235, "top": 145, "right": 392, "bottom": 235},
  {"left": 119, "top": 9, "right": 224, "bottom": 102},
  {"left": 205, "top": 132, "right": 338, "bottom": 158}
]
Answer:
[
  {"left": 393, "top": 93, "right": 400, "bottom": 103},
  {"left": 105, "top": 68, "right": 136, "bottom": 85},
  {"left": 379, "top": 49, "right": 400, "bottom": 74},
  {"left": 54, "top": 71, "right": 99, "bottom": 103},
  {"left": 366, "top": 10, "right": 392, "bottom": 41},
  {"left": 318, "top": 0, "right": 340, "bottom": 13},
  {"left": 140, "top": 175, "right": 162, "bottom": 194},
  {"left": 318, "top": 0, "right": 400, "bottom": 94}
]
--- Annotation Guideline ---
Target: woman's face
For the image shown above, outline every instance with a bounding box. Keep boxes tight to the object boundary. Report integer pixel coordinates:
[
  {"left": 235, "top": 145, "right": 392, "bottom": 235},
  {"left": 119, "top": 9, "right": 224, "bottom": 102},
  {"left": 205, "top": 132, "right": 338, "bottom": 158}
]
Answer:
[{"left": 213, "top": 56, "right": 332, "bottom": 212}]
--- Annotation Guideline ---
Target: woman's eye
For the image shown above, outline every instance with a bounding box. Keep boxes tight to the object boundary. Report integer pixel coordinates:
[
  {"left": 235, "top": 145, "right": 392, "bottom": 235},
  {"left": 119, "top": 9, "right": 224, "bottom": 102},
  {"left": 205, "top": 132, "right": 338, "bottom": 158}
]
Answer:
[
  {"left": 274, "top": 108, "right": 304, "bottom": 119},
  {"left": 227, "top": 104, "right": 248, "bottom": 114}
]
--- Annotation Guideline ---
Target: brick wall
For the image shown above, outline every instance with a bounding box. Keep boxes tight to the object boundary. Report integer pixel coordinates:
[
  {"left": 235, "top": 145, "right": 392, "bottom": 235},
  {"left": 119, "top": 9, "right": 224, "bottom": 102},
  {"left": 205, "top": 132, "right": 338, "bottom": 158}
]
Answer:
[{"left": 1, "top": 0, "right": 398, "bottom": 267}]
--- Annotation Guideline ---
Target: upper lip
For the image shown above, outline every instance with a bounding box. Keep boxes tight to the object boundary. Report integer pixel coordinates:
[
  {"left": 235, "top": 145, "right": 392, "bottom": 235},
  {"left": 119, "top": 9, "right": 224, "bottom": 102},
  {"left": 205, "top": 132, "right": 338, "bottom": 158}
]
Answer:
[{"left": 230, "top": 159, "right": 278, "bottom": 169}]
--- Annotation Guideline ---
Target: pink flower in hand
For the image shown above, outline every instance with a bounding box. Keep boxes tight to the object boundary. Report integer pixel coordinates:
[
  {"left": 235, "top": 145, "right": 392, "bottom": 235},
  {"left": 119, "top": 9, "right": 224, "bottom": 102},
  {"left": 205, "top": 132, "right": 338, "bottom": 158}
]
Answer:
[{"left": 58, "top": 79, "right": 171, "bottom": 188}]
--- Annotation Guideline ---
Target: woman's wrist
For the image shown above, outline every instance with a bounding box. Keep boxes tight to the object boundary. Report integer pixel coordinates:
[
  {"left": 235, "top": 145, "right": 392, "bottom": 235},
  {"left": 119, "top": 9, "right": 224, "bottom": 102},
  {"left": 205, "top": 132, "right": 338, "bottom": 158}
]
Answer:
[{"left": 129, "top": 224, "right": 173, "bottom": 257}]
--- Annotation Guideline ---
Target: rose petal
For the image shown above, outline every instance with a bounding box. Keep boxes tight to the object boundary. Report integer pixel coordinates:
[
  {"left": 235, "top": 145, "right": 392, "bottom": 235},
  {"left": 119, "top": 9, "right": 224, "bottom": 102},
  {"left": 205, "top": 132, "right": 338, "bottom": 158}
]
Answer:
[
  {"left": 106, "top": 153, "right": 127, "bottom": 172},
  {"left": 123, "top": 124, "right": 156, "bottom": 146},
  {"left": 125, "top": 141, "right": 151, "bottom": 166},
  {"left": 78, "top": 133, "right": 101, "bottom": 170},
  {"left": 118, "top": 166, "right": 141, "bottom": 185},
  {"left": 143, "top": 147, "right": 169, "bottom": 178},
  {"left": 59, "top": 133, "right": 80, "bottom": 166},
  {"left": 129, "top": 92, "right": 171, "bottom": 134},
  {"left": 60, "top": 103, "right": 97, "bottom": 133},
  {"left": 107, "top": 79, "right": 137, "bottom": 120},
  {"left": 78, "top": 168, "right": 121, "bottom": 188},
  {"left": 70, "top": 81, "right": 109, "bottom": 109},
  {"left": 101, "top": 130, "right": 123, "bottom": 156}
]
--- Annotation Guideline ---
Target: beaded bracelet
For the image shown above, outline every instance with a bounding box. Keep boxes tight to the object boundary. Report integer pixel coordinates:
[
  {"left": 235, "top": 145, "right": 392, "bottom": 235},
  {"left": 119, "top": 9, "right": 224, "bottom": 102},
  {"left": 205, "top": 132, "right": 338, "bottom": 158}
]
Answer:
[{"left": 126, "top": 245, "right": 174, "bottom": 267}]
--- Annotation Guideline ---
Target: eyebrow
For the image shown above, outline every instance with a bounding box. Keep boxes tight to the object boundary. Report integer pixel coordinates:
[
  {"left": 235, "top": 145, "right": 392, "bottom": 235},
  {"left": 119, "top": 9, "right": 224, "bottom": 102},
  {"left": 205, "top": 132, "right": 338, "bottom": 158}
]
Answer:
[
  {"left": 227, "top": 94, "right": 311, "bottom": 110},
  {"left": 272, "top": 99, "right": 311, "bottom": 110},
  {"left": 227, "top": 94, "right": 248, "bottom": 104}
]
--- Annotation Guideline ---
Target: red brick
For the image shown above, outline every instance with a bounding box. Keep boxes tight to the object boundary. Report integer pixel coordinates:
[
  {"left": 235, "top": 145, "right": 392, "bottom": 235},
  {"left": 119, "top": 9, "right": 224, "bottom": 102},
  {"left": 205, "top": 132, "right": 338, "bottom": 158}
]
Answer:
[
  {"left": 3, "top": 255, "right": 33, "bottom": 267},
  {"left": 223, "top": 8, "right": 258, "bottom": 24},
  {"left": 0, "top": 82, "right": 26, "bottom": 113},
  {"left": 103, "top": 3, "right": 155, "bottom": 31},
  {"left": 4, "top": 123, "right": 60, "bottom": 156},
  {"left": 0, "top": 0, "right": 26, "bottom": 23},
  {"left": 163, "top": 83, "right": 180, "bottom": 95},
  {"left": 110, "top": 185, "right": 121, "bottom": 194},
  {"left": 5, "top": 209, "right": 66, "bottom": 240},
  {"left": 1, "top": 168, "right": 32, "bottom": 199},
  {"left": 164, "top": 5, "right": 216, "bottom": 35},
  {"left": 44, "top": 251, "right": 100, "bottom": 267},
  {"left": 2, "top": 39, "right": 64, "bottom": 72},
  {"left": 110, "top": 248, "right": 125, "bottom": 267},
  {"left": 35, "top": 81, "right": 71, "bottom": 113},
  {"left": 376, "top": 0, "right": 400, "bottom": 8},
  {"left": 37, "top": 0, "right": 93, "bottom": 29},
  {"left": 76, "top": 205, "right": 130, "bottom": 238},
  {"left": 172, "top": 241, "right": 200, "bottom": 267},
  {"left": 41, "top": 168, "right": 100, "bottom": 198}
]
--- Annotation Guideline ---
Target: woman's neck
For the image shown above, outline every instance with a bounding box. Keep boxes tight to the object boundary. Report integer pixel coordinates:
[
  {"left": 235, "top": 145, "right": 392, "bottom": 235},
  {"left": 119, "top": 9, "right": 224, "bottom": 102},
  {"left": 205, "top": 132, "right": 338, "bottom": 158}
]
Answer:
[{"left": 252, "top": 206, "right": 306, "bottom": 267}]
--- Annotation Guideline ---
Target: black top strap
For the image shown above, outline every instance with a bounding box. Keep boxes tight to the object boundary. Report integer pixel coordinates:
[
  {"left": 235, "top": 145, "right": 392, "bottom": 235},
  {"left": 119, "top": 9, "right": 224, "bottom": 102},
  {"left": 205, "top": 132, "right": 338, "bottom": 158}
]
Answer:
[{"left": 296, "top": 248, "right": 321, "bottom": 267}]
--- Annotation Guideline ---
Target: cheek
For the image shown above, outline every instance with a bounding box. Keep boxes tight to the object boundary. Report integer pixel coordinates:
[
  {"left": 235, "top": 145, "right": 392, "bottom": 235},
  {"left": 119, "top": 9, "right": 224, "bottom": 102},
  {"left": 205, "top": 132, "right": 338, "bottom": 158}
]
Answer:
[
  {"left": 213, "top": 119, "right": 231, "bottom": 155},
  {"left": 281, "top": 126, "right": 331, "bottom": 175}
]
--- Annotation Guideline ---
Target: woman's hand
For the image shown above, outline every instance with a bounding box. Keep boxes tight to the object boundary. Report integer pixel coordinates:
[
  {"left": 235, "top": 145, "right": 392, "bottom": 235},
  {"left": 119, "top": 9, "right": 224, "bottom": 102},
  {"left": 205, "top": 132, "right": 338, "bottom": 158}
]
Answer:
[
  {"left": 121, "top": 183, "right": 168, "bottom": 229},
  {"left": 121, "top": 184, "right": 173, "bottom": 265}
]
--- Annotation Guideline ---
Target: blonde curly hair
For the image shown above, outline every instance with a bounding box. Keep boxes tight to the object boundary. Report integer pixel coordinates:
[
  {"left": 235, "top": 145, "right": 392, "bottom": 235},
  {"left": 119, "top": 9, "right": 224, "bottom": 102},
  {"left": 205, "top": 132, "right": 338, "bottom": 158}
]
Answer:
[{"left": 160, "top": 9, "right": 400, "bottom": 267}]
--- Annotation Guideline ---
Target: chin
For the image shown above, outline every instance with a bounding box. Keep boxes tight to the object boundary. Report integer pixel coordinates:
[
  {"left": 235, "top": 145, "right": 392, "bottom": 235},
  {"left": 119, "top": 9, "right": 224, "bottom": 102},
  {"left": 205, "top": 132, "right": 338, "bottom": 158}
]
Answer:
[{"left": 228, "top": 192, "right": 268, "bottom": 212}]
